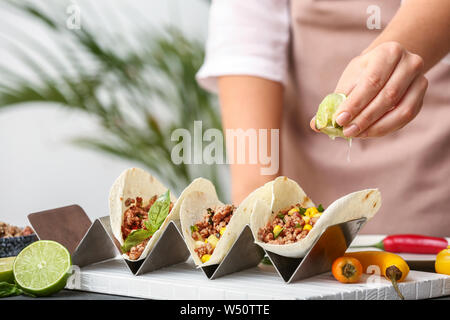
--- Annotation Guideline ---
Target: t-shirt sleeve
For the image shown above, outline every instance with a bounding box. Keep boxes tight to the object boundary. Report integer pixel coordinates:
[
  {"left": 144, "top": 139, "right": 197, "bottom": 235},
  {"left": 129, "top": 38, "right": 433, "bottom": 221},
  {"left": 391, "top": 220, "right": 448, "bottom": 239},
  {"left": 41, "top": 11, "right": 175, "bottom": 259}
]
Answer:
[{"left": 196, "top": 0, "right": 290, "bottom": 93}]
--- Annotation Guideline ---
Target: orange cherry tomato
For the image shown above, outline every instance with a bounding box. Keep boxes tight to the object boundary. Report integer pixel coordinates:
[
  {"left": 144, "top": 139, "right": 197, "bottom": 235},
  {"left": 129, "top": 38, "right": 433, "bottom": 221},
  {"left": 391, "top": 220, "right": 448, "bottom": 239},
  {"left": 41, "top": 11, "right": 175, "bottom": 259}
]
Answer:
[{"left": 332, "top": 256, "right": 363, "bottom": 283}]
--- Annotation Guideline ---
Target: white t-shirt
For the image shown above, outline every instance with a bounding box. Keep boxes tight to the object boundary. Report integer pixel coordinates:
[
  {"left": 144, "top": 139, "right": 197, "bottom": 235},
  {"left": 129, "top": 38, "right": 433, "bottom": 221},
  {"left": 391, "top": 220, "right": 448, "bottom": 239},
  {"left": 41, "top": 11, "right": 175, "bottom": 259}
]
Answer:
[{"left": 196, "top": 0, "right": 289, "bottom": 93}]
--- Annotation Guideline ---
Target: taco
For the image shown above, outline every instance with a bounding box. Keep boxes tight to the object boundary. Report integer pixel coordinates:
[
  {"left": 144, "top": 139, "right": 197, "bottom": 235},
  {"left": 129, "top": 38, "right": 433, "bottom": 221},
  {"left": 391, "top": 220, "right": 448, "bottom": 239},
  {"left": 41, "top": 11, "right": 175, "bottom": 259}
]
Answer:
[
  {"left": 180, "top": 179, "right": 274, "bottom": 266},
  {"left": 109, "top": 168, "right": 215, "bottom": 261},
  {"left": 250, "top": 176, "right": 381, "bottom": 258}
]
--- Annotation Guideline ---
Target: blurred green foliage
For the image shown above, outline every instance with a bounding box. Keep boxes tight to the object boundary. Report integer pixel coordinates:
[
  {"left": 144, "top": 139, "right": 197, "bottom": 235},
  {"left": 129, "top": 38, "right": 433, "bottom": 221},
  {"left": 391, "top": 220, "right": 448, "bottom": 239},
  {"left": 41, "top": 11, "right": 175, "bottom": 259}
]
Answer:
[{"left": 0, "top": 1, "right": 227, "bottom": 199}]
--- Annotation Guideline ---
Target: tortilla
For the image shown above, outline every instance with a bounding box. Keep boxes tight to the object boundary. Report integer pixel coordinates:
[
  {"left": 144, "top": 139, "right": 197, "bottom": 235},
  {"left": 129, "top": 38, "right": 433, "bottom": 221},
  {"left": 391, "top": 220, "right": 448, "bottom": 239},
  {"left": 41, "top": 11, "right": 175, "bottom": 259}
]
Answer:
[
  {"left": 109, "top": 168, "right": 216, "bottom": 261},
  {"left": 180, "top": 178, "right": 274, "bottom": 267},
  {"left": 250, "top": 176, "right": 381, "bottom": 258}
]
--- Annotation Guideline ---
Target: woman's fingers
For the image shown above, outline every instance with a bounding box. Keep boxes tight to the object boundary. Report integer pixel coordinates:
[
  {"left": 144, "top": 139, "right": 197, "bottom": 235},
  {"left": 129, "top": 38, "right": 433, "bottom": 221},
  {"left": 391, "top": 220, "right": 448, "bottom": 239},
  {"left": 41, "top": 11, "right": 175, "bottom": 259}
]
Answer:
[
  {"left": 310, "top": 117, "right": 320, "bottom": 132},
  {"left": 334, "top": 57, "right": 361, "bottom": 96},
  {"left": 357, "top": 75, "right": 428, "bottom": 138},
  {"left": 343, "top": 52, "right": 425, "bottom": 137},
  {"left": 334, "top": 42, "right": 404, "bottom": 127}
]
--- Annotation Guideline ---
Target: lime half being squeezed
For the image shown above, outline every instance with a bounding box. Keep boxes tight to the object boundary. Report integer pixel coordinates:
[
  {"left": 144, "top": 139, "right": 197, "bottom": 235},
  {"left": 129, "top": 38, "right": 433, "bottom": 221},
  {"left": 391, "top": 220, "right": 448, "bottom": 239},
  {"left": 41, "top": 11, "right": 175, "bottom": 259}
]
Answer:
[{"left": 315, "top": 93, "right": 348, "bottom": 140}]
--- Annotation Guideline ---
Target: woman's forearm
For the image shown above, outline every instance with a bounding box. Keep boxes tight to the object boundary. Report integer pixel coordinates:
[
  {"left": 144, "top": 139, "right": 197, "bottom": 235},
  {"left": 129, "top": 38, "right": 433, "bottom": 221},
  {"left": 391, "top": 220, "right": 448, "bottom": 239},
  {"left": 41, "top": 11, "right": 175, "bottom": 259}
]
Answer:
[
  {"left": 218, "top": 75, "right": 283, "bottom": 204},
  {"left": 365, "top": 0, "right": 450, "bottom": 71}
]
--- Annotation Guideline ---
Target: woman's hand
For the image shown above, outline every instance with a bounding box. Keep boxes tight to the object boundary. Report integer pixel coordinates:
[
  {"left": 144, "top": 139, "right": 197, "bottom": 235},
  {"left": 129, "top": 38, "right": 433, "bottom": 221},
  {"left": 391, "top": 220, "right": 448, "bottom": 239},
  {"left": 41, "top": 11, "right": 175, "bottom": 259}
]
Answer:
[{"left": 311, "top": 42, "right": 428, "bottom": 138}]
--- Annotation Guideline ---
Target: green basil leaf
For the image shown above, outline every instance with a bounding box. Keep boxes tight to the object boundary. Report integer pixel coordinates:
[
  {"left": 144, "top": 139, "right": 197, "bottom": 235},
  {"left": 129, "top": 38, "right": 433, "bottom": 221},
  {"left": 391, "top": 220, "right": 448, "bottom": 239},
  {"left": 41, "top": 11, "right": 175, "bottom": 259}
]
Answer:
[
  {"left": 145, "top": 190, "right": 171, "bottom": 234},
  {"left": 121, "top": 229, "right": 152, "bottom": 253},
  {"left": 261, "top": 256, "right": 272, "bottom": 265},
  {"left": 0, "top": 282, "right": 23, "bottom": 298}
]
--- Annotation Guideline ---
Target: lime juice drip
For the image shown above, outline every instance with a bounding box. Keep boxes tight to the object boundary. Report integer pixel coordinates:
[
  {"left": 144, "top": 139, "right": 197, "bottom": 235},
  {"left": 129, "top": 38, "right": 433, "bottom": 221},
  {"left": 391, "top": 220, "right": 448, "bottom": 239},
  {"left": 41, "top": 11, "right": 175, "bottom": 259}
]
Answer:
[{"left": 347, "top": 138, "right": 352, "bottom": 163}]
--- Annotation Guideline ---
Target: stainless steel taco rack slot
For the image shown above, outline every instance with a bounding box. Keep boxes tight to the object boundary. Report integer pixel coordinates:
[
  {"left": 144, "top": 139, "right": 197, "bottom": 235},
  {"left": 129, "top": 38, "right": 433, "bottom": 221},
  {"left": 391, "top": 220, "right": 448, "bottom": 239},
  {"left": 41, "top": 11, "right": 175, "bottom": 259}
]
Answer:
[
  {"left": 73, "top": 218, "right": 190, "bottom": 275},
  {"left": 28, "top": 204, "right": 92, "bottom": 255},
  {"left": 135, "top": 220, "right": 190, "bottom": 275},
  {"left": 200, "top": 224, "right": 265, "bottom": 280},
  {"left": 72, "top": 216, "right": 119, "bottom": 268},
  {"left": 28, "top": 205, "right": 190, "bottom": 276},
  {"left": 265, "top": 217, "right": 367, "bottom": 283}
]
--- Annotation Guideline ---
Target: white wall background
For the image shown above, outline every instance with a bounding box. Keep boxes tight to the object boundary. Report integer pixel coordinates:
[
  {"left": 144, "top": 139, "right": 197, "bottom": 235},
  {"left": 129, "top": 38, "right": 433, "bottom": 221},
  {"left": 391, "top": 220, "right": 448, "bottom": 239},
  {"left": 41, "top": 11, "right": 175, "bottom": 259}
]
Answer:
[{"left": 0, "top": 0, "right": 212, "bottom": 227}]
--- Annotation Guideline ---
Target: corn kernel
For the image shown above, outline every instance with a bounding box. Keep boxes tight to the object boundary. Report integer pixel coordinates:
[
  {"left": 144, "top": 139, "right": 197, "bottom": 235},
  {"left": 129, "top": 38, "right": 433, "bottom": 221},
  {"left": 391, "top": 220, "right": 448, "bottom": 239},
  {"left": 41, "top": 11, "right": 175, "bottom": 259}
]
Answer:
[
  {"left": 207, "top": 234, "right": 219, "bottom": 248},
  {"left": 288, "top": 207, "right": 299, "bottom": 215},
  {"left": 305, "top": 207, "right": 319, "bottom": 217},
  {"left": 303, "top": 215, "right": 310, "bottom": 224},
  {"left": 201, "top": 254, "right": 211, "bottom": 263},
  {"left": 273, "top": 225, "right": 282, "bottom": 233},
  {"left": 220, "top": 227, "right": 226, "bottom": 236},
  {"left": 303, "top": 224, "right": 312, "bottom": 231},
  {"left": 273, "top": 225, "right": 283, "bottom": 238},
  {"left": 312, "top": 212, "right": 322, "bottom": 218}
]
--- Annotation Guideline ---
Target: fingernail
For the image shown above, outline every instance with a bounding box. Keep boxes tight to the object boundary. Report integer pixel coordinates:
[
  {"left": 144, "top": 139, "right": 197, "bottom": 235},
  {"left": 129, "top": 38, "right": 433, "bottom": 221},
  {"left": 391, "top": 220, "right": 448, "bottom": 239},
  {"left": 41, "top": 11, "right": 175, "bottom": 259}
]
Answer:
[
  {"left": 343, "top": 124, "right": 360, "bottom": 137},
  {"left": 336, "top": 112, "right": 351, "bottom": 126}
]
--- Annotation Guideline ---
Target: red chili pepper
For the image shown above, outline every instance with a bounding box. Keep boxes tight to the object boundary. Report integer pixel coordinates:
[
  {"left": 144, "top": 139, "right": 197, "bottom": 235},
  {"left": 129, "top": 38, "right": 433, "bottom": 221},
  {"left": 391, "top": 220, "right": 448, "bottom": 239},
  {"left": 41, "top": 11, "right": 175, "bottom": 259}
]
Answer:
[{"left": 354, "top": 234, "right": 448, "bottom": 254}]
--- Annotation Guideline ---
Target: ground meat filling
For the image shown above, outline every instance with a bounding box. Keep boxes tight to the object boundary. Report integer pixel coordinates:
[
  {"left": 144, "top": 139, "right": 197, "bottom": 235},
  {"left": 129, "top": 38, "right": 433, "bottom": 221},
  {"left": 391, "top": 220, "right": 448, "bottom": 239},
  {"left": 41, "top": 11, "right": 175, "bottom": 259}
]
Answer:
[
  {"left": 191, "top": 204, "right": 235, "bottom": 261},
  {"left": 257, "top": 204, "right": 323, "bottom": 245},
  {"left": 122, "top": 195, "right": 173, "bottom": 260},
  {"left": 0, "top": 222, "right": 34, "bottom": 238}
]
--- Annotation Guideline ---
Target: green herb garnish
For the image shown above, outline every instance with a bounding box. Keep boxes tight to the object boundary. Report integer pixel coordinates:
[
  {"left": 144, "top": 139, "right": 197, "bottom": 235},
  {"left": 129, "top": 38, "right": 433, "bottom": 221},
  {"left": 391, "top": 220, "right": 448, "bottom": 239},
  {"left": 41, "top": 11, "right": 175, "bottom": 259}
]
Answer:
[
  {"left": 121, "top": 190, "right": 171, "bottom": 253},
  {"left": 299, "top": 207, "right": 307, "bottom": 216},
  {"left": 317, "top": 204, "right": 324, "bottom": 212},
  {"left": 0, "top": 282, "right": 35, "bottom": 298},
  {"left": 190, "top": 225, "right": 198, "bottom": 233},
  {"left": 261, "top": 256, "right": 272, "bottom": 265},
  {"left": 295, "top": 223, "right": 302, "bottom": 228},
  {"left": 0, "top": 282, "right": 23, "bottom": 298}
]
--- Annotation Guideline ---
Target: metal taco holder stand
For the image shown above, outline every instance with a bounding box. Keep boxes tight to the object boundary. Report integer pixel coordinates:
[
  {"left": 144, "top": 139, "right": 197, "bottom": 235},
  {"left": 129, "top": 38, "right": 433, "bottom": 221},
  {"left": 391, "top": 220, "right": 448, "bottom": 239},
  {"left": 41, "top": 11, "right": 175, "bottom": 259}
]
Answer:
[
  {"left": 28, "top": 205, "right": 191, "bottom": 275},
  {"left": 27, "top": 204, "right": 368, "bottom": 284}
]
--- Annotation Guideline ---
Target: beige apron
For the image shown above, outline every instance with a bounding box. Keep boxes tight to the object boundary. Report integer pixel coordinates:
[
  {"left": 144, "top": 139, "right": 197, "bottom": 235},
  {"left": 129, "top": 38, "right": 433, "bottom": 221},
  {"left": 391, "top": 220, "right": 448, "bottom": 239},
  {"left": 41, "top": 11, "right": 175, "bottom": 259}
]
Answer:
[{"left": 283, "top": 0, "right": 450, "bottom": 236}]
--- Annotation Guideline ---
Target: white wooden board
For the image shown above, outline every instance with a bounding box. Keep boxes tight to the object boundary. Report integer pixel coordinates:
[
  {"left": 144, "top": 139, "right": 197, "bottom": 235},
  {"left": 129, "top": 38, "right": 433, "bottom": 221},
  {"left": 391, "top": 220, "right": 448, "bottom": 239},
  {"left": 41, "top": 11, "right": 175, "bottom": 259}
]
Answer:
[{"left": 70, "top": 257, "right": 450, "bottom": 300}]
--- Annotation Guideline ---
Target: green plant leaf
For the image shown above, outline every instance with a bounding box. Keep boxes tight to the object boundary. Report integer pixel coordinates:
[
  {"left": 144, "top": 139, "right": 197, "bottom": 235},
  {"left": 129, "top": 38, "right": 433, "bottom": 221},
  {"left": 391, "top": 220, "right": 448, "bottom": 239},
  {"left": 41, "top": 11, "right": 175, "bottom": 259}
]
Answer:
[{"left": 0, "top": 1, "right": 229, "bottom": 201}]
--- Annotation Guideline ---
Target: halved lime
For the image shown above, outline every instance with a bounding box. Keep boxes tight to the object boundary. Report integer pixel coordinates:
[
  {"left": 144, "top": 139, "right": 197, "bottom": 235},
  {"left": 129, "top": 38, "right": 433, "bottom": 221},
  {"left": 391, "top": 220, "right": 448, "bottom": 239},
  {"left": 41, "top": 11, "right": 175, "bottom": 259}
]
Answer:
[
  {"left": 0, "top": 256, "right": 16, "bottom": 283},
  {"left": 13, "top": 240, "right": 71, "bottom": 296},
  {"left": 315, "top": 93, "right": 347, "bottom": 139}
]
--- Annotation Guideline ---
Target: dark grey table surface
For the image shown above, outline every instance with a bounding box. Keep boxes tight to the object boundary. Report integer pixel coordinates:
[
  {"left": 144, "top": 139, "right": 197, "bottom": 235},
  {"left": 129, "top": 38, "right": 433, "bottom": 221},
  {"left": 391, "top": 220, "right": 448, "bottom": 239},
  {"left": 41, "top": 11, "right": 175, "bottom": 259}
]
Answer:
[
  {"left": 2, "top": 289, "right": 449, "bottom": 300},
  {"left": 3, "top": 289, "right": 141, "bottom": 300}
]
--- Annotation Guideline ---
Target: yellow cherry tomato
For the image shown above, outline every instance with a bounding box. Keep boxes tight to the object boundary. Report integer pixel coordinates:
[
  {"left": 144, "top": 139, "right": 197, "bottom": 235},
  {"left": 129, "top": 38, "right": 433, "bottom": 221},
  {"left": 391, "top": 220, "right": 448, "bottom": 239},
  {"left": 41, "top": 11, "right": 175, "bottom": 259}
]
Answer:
[{"left": 435, "top": 245, "right": 450, "bottom": 275}]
